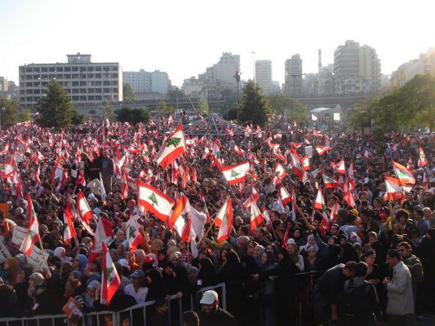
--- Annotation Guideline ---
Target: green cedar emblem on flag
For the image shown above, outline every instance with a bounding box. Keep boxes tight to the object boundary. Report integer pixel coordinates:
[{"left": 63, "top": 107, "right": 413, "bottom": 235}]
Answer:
[
  {"left": 148, "top": 192, "right": 159, "bottom": 206},
  {"left": 166, "top": 137, "right": 181, "bottom": 148},
  {"left": 128, "top": 225, "right": 136, "bottom": 239},
  {"left": 106, "top": 266, "right": 114, "bottom": 283},
  {"left": 182, "top": 212, "right": 189, "bottom": 224},
  {"left": 230, "top": 170, "right": 240, "bottom": 178}
]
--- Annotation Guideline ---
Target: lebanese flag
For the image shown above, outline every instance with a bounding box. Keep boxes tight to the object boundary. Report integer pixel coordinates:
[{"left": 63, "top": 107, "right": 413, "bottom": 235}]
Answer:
[
  {"left": 418, "top": 147, "right": 427, "bottom": 167},
  {"left": 89, "top": 216, "right": 114, "bottom": 262},
  {"left": 168, "top": 195, "right": 193, "bottom": 242},
  {"left": 214, "top": 197, "right": 234, "bottom": 242},
  {"left": 154, "top": 124, "right": 186, "bottom": 169},
  {"left": 274, "top": 152, "right": 287, "bottom": 164},
  {"left": 137, "top": 180, "right": 175, "bottom": 222},
  {"left": 330, "top": 202, "right": 340, "bottom": 223},
  {"left": 234, "top": 145, "right": 245, "bottom": 156},
  {"left": 222, "top": 161, "right": 250, "bottom": 185},
  {"left": 392, "top": 161, "right": 415, "bottom": 184},
  {"left": 384, "top": 175, "right": 405, "bottom": 201},
  {"left": 250, "top": 202, "right": 263, "bottom": 231},
  {"left": 20, "top": 194, "right": 40, "bottom": 257},
  {"left": 315, "top": 145, "right": 331, "bottom": 155},
  {"left": 77, "top": 190, "right": 93, "bottom": 224},
  {"left": 348, "top": 162, "right": 355, "bottom": 190},
  {"left": 279, "top": 186, "right": 292, "bottom": 205},
  {"left": 100, "top": 243, "right": 121, "bottom": 306},
  {"left": 323, "top": 174, "right": 341, "bottom": 189},
  {"left": 290, "top": 148, "right": 305, "bottom": 181},
  {"left": 273, "top": 163, "right": 287, "bottom": 183},
  {"left": 126, "top": 215, "right": 144, "bottom": 251},
  {"left": 63, "top": 201, "right": 77, "bottom": 245},
  {"left": 121, "top": 171, "right": 129, "bottom": 200},
  {"left": 302, "top": 156, "right": 310, "bottom": 171},
  {"left": 261, "top": 206, "right": 271, "bottom": 227},
  {"left": 314, "top": 189, "right": 326, "bottom": 210},
  {"left": 343, "top": 182, "right": 356, "bottom": 207},
  {"left": 331, "top": 158, "right": 346, "bottom": 174},
  {"left": 290, "top": 142, "right": 302, "bottom": 149},
  {"left": 186, "top": 138, "right": 195, "bottom": 146}
]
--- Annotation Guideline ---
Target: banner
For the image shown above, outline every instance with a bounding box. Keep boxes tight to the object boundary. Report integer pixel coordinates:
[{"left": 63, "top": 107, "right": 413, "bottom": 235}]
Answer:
[
  {"left": 0, "top": 237, "right": 11, "bottom": 264},
  {"left": 27, "top": 245, "right": 47, "bottom": 272},
  {"left": 12, "top": 225, "right": 28, "bottom": 246}
]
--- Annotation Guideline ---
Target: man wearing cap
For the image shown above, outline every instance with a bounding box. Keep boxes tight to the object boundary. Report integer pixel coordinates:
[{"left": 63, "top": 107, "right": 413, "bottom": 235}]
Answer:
[
  {"left": 198, "top": 290, "right": 237, "bottom": 326},
  {"left": 123, "top": 270, "right": 148, "bottom": 304}
]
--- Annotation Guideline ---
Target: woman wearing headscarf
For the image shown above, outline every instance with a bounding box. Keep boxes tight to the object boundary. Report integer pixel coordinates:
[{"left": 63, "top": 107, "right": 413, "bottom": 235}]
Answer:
[
  {"left": 287, "top": 241, "right": 305, "bottom": 272},
  {"left": 197, "top": 257, "right": 217, "bottom": 287},
  {"left": 341, "top": 242, "right": 359, "bottom": 263},
  {"left": 26, "top": 273, "right": 53, "bottom": 316},
  {"left": 145, "top": 268, "right": 165, "bottom": 301},
  {"left": 218, "top": 250, "right": 244, "bottom": 323},
  {"left": 242, "top": 254, "right": 260, "bottom": 326},
  {"left": 73, "top": 254, "right": 88, "bottom": 275},
  {"left": 318, "top": 244, "right": 341, "bottom": 272},
  {"left": 82, "top": 280, "right": 100, "bottom": 312},
  {"left": 258, "top": 251, "right": 277, "bottom": 326},
  {"left": 254, "top": 245, "right": 265, "bottom": 266},
  {"left": 275, "top": 248, "right": 297, "bottom": 326}
]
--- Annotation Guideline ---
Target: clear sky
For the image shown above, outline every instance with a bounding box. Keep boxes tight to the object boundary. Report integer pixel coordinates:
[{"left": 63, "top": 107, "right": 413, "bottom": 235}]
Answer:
[{"left": 0, "top": 0, "right": 434, "bottom": 87}]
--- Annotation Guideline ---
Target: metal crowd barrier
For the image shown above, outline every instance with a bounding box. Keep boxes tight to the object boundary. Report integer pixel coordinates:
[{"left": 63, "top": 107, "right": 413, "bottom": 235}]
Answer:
[{"left": 0, "top": 283, "right": 227, "bottom": 326}]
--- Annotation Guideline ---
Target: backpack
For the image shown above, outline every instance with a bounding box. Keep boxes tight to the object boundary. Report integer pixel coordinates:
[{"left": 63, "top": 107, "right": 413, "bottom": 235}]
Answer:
[{"left": 338, "top": 280, "right": 374, "bottom": 324}]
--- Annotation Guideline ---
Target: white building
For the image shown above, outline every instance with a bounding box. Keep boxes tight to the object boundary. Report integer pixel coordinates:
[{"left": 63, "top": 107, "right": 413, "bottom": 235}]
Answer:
[
  {"left": 391, "top": 48, "right": 435, "bottom": 87},
  {"left": 255, "top": 60, "right": 273, "bottom": 95},
  {"left": 334, "top": 40, "right": 381, "bottom": 94},
  {"left": 123, "top": 70, "right": 169, "bottom": 94},
  {"left": 19, "top": 53, "right": 122, "bottom": 107},
  {"left": 284, "top": 54, "right": 303, "bottom": 97}
]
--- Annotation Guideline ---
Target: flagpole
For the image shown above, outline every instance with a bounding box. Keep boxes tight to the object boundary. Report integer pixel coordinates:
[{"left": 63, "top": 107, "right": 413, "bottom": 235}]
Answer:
[{"left": 37, "top": 236, "right": 50, "bottom": 275}]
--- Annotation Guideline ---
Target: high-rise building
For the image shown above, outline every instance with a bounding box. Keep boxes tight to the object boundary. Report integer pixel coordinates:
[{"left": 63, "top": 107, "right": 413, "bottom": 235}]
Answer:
[
  {"left": 334, "top": 40, "right": 381, "bottom": 94},
  {"left": 284, "top": 54, "right": 303, "bottom": 97},
  {"left": 391, "top": 48, "right": 435, "bottom": 87},
  {"left": 0, "top": 77, "right": 8, "bottom": 92},
  {"left": 255, "top": 60, "right": 273, "bottom": 95},
  {"left": 19, "top": 53, "right": 122, "bottom": 107},
  {"left": 123, "top": 69, "right": 170, "bottom": 94}
]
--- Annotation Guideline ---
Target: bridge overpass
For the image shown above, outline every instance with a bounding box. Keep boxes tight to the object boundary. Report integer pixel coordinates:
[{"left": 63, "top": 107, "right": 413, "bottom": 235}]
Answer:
[{"left": 74, "top": 95, "right": 364, "bottom": 117}]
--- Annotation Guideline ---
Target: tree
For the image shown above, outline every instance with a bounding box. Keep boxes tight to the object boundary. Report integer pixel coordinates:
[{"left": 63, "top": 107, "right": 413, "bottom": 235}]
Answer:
[
  {"left": 71, "top": 110, "right": 85, "bottom": 125},
  {"left": 267, "top": 94, "right": 308, "bottom": 123},
  {"left": 197, "top": 99, "right": 209, "bottom": 114},
  {"left": 116, "top": 107, "right": 151, "bottom": 125},
  {"left": 37, "top": 79, "right": 73, "bottom": 128},
  {"left": 239, "top": 80, "right": 271, "bottom": 127},
  {"left": 0, "top": 97, "right": 18, "bottom": 129},
  {"left": 156, "top": 100, "right": 174, "bottom": 115},
  {"left": 167, "top": 89, "right": 185, "bottom": 101},
  {"left": 17, "top": 108, "right": 31, "bottom": 122},
  {"left": 123, "top": 83, "right": 135, "bottom": 102}
]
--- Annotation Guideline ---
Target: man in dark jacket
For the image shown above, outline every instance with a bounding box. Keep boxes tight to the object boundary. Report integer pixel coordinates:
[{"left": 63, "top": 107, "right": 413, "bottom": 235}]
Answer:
[
  {"left": 198, "top": 290, "right": 237, "bottom": 326},
  {"left": 314, "top": 261, "right": 357, "bottom": 325}
]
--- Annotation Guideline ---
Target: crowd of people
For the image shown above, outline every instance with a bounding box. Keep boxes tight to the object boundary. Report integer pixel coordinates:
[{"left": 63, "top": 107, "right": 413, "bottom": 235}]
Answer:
[{"left": 0, "top": 115, "right": 434, "bottom": 326}]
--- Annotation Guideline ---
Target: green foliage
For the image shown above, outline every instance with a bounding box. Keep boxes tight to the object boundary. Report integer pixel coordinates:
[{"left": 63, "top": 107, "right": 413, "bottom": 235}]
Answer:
[
  {"left": 156, "top": 100, "right": 174, "bottom": 115},
  {"left": 37, "top": 79, "right": 73, "bottom": 128},
  {"left": 197, "top": 99, "right": 209, "bottom": 114},
  {"left": 116, "top": 107, "right": 151, "bottom": 125},
  {"left": 267, "top": 94, "right": 309, "bottom": 123},
  {"left": 345, "top": 74, "right": 435, "bottom": 133},
  {"left": 239, "top": 80, "right": 271, "bottom": 127},
  {"left": 123, "top": 83, "right": 135, "bottom": 102},
  {"left": 17, "top": 108, "right": 31, "bottom": 122},
  {"left": 71, "top": 110, "right": 85, "bottom": 125},
  {"left": 0, "top": 97, "right": 18, "bottom": 129}
]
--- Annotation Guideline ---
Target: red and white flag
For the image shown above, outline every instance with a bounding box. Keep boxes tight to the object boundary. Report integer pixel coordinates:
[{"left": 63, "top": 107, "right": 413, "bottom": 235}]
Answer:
[
  {"left": 392, "top": 161, "right": 415, "bottom": 185},
  {"left": 77, "top": 190, "right": 93, "bottom": 225},
  {"left": 168, "top": 195, "right": 193, "bottom": 242},
  {"left": 89, "top": 217, "right": 114, "bottom": 262},
  {"left": 315, "top": 145, "right": 331, "bottom": 155},
  {"left": 63, "top": 201, "right": 77, "bottom": 245},
  {"left": 234, "top": 145, "right": 245, "bottom": 156},
  {"left": 314, "top": 189, "right": 326, "bottom": 210},
  {"left": 100, "top": 242, "right": 120, "bottom": 306},
  {"left": 250, "top": 202, "right": 263, "bottom": 231},
  {"left": 279, "top": 186, "right": 292, "bottom": 205},
  {"left": 126, "top": 215, "right": 144, "bottom": 251},
  {"left": 20, "top": 194, "right": 40, "bottom": 257},
  {"left": 273, "top": 163, "right": 287, "bottom": 184},
  {"left": 331, "top": 158, "right": 346, "bottom": 174},
  {"left": 383, "top": 175, "right": 405, "bottom": 201},
  {"left": 330, "top": 202, "right": 340, "bottom": 223},
  {"left": 214, "top": 197, "right": 234, "bottom": 242},
  {"left": 418, "top": 147, "right": 427, "bottom": 167},
  {"left": 343, "top": 182, "right": 356, "bottom": 207},
  {"left": 323, "top": 174, "right": 341, "bottom": 189},
  {"left": 137, "top": 181, "right": 175, "bottom": 222},
  {"left": 290, "top": 148, "right": 305, "bottom": 181},
  {"left": 154, "top": 124, "right": 186, "bottom": 169},
  {"left": 302, "top": 156, "right": 310, "bottom": 171},
  {"left": 222, "top": 161, "right": 250, "bottom": 185}
]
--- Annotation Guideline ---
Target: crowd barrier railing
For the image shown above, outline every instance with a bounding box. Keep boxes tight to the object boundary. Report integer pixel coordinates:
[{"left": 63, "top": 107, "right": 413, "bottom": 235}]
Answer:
[{"left": 0, "top": 283, "right": 227, "bottom": 326}]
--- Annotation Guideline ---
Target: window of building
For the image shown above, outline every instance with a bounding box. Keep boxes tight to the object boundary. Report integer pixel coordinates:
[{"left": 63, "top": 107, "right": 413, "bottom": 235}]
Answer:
[
  {"left": 72, "top": 67, "right": 79, "bottom": 72},
  {"left": 88, "top": 74, "right": 94, "bottom": 79},
  {"left": 49, "top": 67, "right": 55, "bottom": 72},
  {"left": 95, "top": 74, "right": 102, "bottom": 79},
  {"left": 72, "top": 89, "right": 79, "bottom": 94},
  {"left": 26, "top": 97, "right": 33, "bottom": 101},
  {"left": 41, "top": 67, "right": 48, "bottom": 72},
  {"left": 87, "top": 67, "right": 94, "bottom": 72},
  {"left": 103, "top": 81, "right": 110, "bottom": 86},
  {"left": 65, "top": 67, "right": 71, "bottom": 72},
  {"left": 72, "top": 74, "right": 79, "bottom": 79},
  {"left": 103, "top": 88, "right": 111, "bottom": 93},
  {"left": 95, "top": 95, "right": 102, "bottom": 101},
  {"left": 88, "top": 95, "right": 95, "bottom": 100},
  {"left": 111, "top": 73, "right": 118, "bottom": 78},
  {"left": 57, "top": 67, "right": 64, "bottom": 72},
  {"left": 95, "top": 67, "right": 102, "bottom": 71},
  {"left": 72, "top": 96, "right": 79, "bottom": 101},
  {"left": 80, "top": 81, "right": 86, "bottom": 86}
]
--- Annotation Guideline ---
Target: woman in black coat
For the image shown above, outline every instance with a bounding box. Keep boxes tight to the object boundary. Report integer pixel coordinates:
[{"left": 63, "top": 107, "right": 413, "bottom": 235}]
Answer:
[
  {"left": 198, "top": 258, "right": 217, "bottom": 287},
  {"left": 218, "top": 250, "right": 245, "bottom": 325},
  {"left": 275, "top": 248, "right": 297, "bottom": 326}
]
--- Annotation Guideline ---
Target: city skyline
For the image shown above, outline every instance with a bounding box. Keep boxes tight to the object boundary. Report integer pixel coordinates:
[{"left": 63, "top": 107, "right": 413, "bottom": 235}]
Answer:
[{"left": 1, "top": 0, "right": 434, "bottom": 87}]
